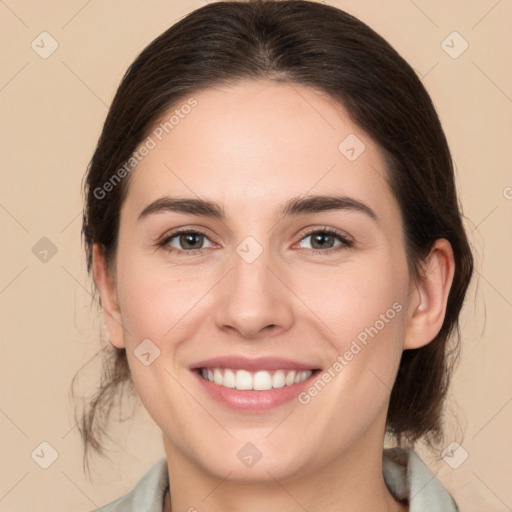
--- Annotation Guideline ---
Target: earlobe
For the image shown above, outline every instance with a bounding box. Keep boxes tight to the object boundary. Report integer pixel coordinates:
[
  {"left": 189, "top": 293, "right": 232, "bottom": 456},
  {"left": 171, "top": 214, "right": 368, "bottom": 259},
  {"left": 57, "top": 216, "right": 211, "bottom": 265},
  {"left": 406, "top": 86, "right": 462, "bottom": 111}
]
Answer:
[
  {"left": 92, "top": 244, "right": 126, "bottom": 349},
  {"left": 404, "top": 239, "right": 455, "bottom": 350}
]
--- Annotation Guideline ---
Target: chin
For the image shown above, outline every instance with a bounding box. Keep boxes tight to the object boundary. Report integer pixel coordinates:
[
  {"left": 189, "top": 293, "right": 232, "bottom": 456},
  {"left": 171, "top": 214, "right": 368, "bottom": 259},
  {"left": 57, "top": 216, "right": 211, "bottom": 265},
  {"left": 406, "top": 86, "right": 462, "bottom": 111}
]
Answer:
[{"left": 193, "top": 441, "right": 319, "bottom": 484}]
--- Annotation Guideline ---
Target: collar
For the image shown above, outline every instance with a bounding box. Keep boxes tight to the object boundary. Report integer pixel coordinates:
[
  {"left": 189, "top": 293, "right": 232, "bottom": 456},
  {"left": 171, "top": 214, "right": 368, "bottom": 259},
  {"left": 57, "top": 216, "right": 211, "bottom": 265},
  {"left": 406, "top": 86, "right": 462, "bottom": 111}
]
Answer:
[{"left": 94, "top": 448, "right": 458, "bottom": 511}]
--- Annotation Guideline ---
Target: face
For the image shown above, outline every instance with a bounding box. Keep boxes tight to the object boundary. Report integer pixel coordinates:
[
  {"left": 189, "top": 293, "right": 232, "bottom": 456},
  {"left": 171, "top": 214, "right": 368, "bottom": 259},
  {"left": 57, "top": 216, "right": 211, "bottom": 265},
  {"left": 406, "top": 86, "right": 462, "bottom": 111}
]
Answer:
[{"left": 97, "top": 80, "right": 425, "bottom": 483}]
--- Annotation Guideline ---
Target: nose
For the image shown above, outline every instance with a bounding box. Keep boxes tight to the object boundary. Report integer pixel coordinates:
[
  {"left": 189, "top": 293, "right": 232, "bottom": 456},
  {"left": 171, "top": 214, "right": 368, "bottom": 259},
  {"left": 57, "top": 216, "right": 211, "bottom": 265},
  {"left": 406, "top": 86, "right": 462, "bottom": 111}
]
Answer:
[{"left": 213, "top": 247, "right": 294, "bottom": 340}]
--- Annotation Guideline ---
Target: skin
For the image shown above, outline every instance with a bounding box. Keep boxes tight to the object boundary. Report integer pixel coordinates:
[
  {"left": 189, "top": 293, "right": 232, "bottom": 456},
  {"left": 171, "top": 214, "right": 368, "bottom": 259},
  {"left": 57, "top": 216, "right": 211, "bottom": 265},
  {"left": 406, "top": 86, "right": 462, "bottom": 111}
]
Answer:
[{"left": 93, "top": 80, "right": 455, "bottom": 512}]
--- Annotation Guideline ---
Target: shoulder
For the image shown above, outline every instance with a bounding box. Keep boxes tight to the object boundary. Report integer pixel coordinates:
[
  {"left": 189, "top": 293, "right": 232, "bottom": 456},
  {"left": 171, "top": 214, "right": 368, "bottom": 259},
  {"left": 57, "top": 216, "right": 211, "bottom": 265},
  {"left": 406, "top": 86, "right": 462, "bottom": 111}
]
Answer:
[
  {"left": 383, "top": 447, "right": 459, "bottom": 512},
  {"left": 85, "top": 458, "right": 168, "bottom": 512}
]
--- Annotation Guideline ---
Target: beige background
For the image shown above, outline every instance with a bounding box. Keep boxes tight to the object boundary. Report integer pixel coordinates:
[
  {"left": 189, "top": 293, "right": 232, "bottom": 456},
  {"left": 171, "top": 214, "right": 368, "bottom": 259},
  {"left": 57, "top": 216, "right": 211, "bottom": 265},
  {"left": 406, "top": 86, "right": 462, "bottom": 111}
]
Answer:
[{"left": 1, "top": 0, "right": 511, "bottom": 511}]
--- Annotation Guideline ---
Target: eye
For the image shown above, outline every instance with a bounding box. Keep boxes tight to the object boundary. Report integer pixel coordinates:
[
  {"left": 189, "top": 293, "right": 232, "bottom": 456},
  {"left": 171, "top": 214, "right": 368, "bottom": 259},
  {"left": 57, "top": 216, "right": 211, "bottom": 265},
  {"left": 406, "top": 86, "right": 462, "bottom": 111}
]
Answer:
[
  {"left": 158, "top": 228, "right": 215, "bottom": 254},
  {"left": 157, "top": 226, "right": 353, "bottom": 256},
  {"left": 295, "top": 227, "right": 353, "bottom": 253}
]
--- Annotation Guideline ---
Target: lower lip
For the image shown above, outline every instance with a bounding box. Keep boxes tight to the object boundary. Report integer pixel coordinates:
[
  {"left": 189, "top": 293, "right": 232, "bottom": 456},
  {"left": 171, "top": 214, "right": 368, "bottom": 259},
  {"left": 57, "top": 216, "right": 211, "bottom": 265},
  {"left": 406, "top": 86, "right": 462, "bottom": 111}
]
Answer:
[{"left": 193, "top": 370, "right": 319, "bottom": 411}]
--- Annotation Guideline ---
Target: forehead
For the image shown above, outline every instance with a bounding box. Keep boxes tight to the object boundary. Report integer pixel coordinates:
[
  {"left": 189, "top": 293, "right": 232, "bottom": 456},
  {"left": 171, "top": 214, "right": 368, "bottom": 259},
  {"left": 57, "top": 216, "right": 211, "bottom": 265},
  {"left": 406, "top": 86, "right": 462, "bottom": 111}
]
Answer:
[{"left": 121, "top": 80, "right": 399, "bottom": 224}]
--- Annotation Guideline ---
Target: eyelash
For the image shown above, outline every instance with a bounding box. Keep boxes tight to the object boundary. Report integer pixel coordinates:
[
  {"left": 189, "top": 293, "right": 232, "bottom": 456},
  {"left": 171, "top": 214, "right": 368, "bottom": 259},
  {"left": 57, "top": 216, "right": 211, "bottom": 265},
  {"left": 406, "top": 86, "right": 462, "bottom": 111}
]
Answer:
[{"left": 157, "top": 226, "right": 354, "bottom": 256}]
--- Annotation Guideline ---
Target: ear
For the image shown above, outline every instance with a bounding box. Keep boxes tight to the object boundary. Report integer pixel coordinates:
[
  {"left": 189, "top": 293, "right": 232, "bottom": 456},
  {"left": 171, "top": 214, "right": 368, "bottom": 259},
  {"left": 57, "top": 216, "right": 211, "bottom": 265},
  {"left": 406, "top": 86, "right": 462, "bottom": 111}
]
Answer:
[
  {"left": 403, "top": 238, "right": 455, "bottom": 350},
  {"left": 92, "top": 244, "right": 126, "bottom": 349}
]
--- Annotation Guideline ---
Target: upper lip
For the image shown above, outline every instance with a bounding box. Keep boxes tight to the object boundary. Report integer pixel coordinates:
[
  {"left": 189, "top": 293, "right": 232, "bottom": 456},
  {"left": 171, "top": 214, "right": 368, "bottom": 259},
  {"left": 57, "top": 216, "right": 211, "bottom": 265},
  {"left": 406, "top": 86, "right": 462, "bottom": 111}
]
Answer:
[{"left": 190, "top": 356, "right": 321, "bottom": 372}]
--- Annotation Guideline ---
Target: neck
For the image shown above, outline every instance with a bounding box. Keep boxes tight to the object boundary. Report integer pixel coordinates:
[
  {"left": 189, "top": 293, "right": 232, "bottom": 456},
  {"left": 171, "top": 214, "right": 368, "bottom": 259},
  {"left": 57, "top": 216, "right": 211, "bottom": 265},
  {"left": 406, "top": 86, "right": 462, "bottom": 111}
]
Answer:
[{"left": 162, "top": 436, "right": 407, "bottom": 512}]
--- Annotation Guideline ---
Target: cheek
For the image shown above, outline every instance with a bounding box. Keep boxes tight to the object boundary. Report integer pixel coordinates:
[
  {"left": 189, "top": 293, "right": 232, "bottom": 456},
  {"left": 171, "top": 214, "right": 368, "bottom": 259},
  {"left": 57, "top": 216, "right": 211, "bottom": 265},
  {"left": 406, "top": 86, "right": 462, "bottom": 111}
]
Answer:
[
  {"left": 294, "top": 255, "right": 409, "bottom": 395},
  {"left": 115, "top": 256, "right": 206, "bottom": 343},
  {"left": 297, "top": 256, "right": 408, "bottom": 342},
  {"left": 295, "top": 275, "right": 407, "bottom": 438},
  {"left": 113, "top": 259, "right": 198, "bottom": 427}
]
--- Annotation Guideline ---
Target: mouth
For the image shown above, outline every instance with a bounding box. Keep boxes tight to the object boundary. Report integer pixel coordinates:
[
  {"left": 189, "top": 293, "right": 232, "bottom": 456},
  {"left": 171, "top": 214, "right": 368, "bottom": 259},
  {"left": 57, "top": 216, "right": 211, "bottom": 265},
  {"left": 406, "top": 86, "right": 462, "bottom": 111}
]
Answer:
[
  {"left": 189, "top": 356, "right": 322, "bottom": 411},
  {"left": 197, "top": 367, "right": 315, "bottom": 390}
]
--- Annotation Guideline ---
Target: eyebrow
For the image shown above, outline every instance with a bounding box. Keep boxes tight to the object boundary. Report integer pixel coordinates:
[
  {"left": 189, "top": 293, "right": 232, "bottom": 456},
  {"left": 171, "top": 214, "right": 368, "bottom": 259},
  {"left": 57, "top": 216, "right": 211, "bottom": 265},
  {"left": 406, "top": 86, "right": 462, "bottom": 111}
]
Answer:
[{"left": 137, "top": 194, "right": 378, "bottom": 222}]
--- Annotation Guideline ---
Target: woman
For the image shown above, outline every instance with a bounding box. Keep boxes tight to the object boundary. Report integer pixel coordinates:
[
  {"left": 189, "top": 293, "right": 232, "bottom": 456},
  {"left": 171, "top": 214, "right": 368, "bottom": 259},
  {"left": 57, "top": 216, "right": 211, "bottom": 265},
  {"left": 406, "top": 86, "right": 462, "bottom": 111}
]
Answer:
[{"left": 77, "top": 1, "right": 473, "bottom": 510}]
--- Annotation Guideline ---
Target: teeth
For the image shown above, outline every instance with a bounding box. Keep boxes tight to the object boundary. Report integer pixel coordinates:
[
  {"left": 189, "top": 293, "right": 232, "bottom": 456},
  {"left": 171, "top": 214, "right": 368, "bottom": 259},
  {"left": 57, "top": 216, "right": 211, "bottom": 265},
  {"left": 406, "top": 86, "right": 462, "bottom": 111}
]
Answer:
[
  {"left": 294, "top": 371, "right": 304, "bottom": 384},
  {"left": 254, "top": 371, "right": 272, "bottom": 391},
  {"left": 272, "top": 370, "right": 285, "bottom": 389},
  {"left": 213, "top": 369, "right": 223, "bottom": 385},
  {"left": 236, "top": 370, "right": 253, "bottom": 390},
  {"left": 285, "top": 370, "right": 296, "bottom": 386},
  {"left": 223, "top": 369, "right": 236, "bottom": 388},
  {"left": 200, "top": 368, "right": 313, "bottom": 390}
]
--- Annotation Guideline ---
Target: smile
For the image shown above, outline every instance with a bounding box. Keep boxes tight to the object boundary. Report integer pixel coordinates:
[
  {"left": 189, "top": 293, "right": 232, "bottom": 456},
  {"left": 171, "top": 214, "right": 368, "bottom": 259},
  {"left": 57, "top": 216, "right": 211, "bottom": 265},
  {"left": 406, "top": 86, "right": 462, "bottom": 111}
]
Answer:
[{"left": 200, "top": 368, "right": 313, "bottom": 390}]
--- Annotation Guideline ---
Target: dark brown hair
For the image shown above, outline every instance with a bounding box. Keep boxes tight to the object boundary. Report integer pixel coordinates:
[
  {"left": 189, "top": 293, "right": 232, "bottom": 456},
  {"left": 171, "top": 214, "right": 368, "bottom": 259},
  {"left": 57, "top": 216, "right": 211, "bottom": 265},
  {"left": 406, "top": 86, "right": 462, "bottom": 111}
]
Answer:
[{"left": 76, "top": 0, "right": 474, "bottom": 473}]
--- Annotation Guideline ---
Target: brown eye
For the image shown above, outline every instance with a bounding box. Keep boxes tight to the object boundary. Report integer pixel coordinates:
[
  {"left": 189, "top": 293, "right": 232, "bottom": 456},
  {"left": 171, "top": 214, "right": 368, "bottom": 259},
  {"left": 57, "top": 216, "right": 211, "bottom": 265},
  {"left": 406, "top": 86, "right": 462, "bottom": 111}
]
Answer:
[
  {"left": 297, "top": 228, "right": 353, "bottom": 252},
  {"left": 176, "top": 232, "right": 205, "bottom": 250},
  {"left": 159, "top": 229, "right": 214, "bottom": 254}
]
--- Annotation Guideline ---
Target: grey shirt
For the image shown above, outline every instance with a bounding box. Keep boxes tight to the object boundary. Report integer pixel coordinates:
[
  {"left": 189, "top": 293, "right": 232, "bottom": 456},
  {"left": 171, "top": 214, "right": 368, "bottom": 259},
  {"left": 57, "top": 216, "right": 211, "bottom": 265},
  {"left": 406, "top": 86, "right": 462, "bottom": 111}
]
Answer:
[{"left": 87, "top": 448, "right": 458, "bottom": 512}]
